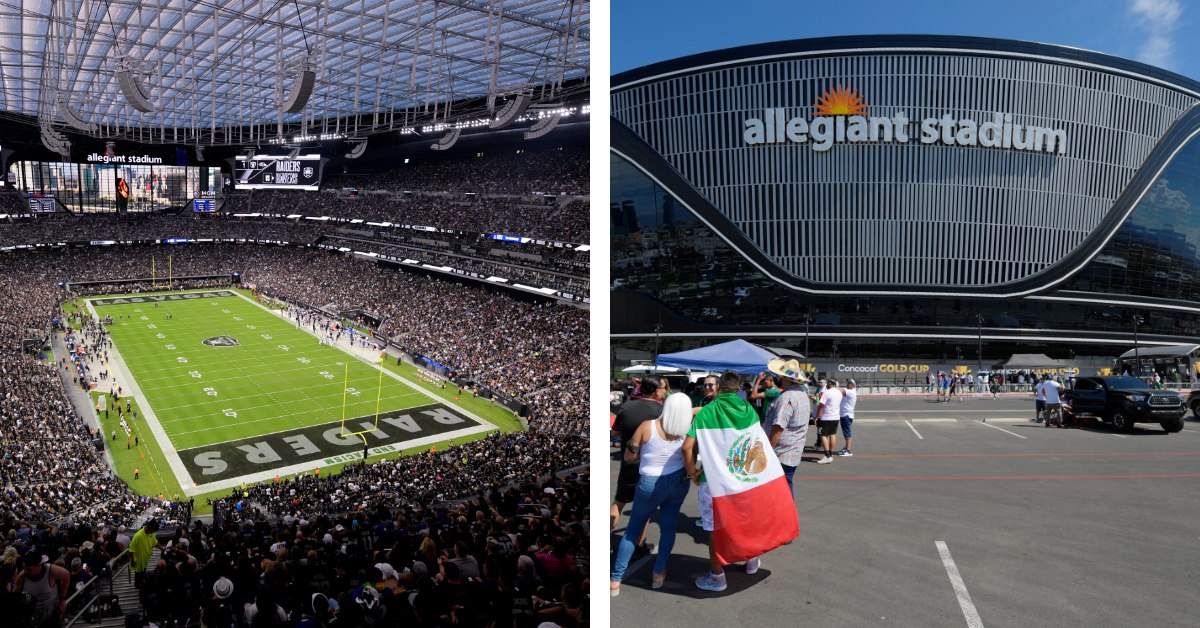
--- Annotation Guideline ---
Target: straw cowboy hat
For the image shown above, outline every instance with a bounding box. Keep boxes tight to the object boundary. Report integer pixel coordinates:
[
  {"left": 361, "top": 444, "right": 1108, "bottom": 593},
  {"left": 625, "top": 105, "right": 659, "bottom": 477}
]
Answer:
[{"left": 767, "top": 357, "right": 808, "bottom": 383}]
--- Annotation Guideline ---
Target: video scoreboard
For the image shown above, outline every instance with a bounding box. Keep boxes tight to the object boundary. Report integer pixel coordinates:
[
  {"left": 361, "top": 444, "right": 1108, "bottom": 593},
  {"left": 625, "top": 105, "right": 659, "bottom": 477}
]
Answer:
[
  {"left": 233, "top": 154, "right": 324, "bottom": 191},
  {"left": 29, "top": 197, "right": 57, "bottom": 213}
]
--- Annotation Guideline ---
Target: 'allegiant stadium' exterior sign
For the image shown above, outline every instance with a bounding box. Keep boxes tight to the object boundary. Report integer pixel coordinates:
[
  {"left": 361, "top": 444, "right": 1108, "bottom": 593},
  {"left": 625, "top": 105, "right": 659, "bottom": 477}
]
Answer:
[{"left": 742, "top": 85, "right": 1067, "bottom": 154}]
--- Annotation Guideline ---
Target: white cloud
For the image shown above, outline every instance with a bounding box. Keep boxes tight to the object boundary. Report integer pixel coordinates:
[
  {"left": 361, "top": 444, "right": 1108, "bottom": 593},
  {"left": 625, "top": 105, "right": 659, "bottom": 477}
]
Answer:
[{"left": 1129, "top": 0, "right": 1183, "bottom": 69}]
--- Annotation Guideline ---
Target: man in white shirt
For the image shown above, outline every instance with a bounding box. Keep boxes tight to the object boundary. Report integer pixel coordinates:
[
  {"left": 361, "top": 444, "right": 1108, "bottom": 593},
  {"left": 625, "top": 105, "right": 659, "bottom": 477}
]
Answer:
[
  {"left": 1042, "top": 377, "right": 1064, "bottom": 427},
  {"left": 837, "top": 379, "right": 858, "bottom": 457},
  {"left": 814, "top": 379, "right": 843, "bottom": 464}
]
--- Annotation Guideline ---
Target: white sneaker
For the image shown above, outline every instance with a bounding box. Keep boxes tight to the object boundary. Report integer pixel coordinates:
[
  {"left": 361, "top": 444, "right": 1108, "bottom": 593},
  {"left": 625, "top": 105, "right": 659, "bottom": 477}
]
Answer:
[
  {"left": 816, "top": 456, "right": 833, "bottom": 464},
  {"left": 695, "top": 571, "right": 728, "bottom": 592},
  {"left": 745, "top": 557, "right": 761, "bottom": 575}
]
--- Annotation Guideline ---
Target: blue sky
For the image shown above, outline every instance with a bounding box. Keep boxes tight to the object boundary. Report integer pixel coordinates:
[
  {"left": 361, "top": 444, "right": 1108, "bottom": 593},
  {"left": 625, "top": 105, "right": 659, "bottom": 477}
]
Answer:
[{"left": 611, "top": 0, "right": 1199, "bottom": 80}]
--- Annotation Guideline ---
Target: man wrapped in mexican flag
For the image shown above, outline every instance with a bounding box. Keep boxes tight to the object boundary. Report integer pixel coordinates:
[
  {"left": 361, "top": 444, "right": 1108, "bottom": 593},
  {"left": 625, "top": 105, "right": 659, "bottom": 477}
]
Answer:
[{"left": 683, "top": 370, "right": 799, "bottom": 592}]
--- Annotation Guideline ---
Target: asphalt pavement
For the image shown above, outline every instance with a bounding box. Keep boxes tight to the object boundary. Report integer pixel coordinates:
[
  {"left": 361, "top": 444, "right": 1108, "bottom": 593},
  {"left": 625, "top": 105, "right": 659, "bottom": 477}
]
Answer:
[{"left": 608, "top": 395, "right": 1200, "bottom": 627}]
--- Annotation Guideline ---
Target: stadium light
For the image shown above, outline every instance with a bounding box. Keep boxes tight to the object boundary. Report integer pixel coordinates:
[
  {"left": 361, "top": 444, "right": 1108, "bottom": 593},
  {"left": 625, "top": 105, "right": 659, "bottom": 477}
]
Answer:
[
  {"left": 490, "top": 93, "right": 532, "bottom": 129},
  {"left": 431, "top": 129, "right": 461, "bottom": 151}
]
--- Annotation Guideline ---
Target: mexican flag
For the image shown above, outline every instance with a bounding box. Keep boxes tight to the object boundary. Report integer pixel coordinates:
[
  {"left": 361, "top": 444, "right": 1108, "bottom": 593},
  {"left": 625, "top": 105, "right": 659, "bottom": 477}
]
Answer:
[{"left": 693, "top": 393, "right": 799, "bottom": 564}]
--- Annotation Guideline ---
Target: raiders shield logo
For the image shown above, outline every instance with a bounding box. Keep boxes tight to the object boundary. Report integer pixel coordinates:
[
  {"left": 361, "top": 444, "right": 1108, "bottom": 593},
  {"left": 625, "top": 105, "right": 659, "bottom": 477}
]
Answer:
[{"left": 203, "top": 336, "right": 240, "bottom": 347}]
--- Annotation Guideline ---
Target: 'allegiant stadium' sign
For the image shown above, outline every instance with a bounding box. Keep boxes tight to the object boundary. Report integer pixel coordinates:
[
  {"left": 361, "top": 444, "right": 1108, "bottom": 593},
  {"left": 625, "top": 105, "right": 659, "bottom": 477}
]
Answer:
[{"left": 741, "top": 85, "right": 1067, "bottom": 154}]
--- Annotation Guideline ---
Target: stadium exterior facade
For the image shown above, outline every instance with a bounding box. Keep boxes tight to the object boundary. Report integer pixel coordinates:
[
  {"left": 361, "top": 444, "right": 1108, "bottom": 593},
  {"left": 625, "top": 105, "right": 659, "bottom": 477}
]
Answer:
[{"left": 611, "top": 35, "right": 1200, "bottom": 375}]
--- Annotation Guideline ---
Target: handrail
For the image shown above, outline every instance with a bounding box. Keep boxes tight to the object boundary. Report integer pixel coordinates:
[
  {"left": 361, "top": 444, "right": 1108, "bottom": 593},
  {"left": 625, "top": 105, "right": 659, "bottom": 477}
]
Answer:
[{"left": 64, "top": 548, "right": 130, "bottom": 628}]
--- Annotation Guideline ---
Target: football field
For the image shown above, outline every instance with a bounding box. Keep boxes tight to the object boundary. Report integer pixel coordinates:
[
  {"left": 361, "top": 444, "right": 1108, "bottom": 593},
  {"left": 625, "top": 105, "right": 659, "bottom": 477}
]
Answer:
[{"left": 86, "top": 289, "right": 496, "bottom": 496}]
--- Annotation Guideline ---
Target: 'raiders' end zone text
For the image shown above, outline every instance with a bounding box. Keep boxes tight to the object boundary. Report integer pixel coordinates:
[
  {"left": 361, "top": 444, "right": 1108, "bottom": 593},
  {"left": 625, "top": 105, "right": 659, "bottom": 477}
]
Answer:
[{"left": 178, "top": 403, "right": 489, "bottom": 484}]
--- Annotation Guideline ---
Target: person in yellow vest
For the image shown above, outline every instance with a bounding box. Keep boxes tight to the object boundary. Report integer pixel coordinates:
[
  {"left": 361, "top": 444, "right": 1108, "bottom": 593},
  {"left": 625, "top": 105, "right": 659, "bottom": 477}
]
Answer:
[{"left": 129, "top": 519, "right": 162, "bottom": 588}]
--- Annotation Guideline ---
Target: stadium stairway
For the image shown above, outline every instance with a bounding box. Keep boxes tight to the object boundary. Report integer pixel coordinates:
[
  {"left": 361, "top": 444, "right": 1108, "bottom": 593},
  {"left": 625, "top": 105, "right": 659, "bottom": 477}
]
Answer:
[{"left": 72, "top": 547, "right": 158, "bottom": 628}]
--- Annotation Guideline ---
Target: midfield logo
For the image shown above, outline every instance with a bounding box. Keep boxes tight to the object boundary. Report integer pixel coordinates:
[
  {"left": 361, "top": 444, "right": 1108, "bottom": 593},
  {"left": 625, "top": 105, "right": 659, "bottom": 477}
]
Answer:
[{"left": 203, "top": 336, "right": 240, "bottom": 347}]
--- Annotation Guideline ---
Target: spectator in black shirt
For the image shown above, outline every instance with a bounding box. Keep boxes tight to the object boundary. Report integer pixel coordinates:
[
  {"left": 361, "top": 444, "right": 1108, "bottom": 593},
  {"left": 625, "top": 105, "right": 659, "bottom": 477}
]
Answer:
[{"left": 610, "top": 376, "right": 666, "bottom": 543}]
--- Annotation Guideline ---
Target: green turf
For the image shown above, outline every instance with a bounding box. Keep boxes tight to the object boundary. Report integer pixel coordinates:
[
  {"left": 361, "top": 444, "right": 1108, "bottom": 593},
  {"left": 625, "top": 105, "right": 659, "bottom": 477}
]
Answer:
[
  {"left": 79, "top": 289, "right": 522, "bottom": 506},
  {"left": 93, "top": 293, "right": 435, "bottom": 450},
  {"left": 92, "top": 391, "right": 180, "bottom": 502}
]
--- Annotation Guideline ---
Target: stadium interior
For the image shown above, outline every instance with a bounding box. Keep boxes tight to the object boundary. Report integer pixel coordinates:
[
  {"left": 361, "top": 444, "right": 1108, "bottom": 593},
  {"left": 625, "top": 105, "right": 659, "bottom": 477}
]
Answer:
[{"left": 0, "top": 2, "right": 589, "bottom": 627}]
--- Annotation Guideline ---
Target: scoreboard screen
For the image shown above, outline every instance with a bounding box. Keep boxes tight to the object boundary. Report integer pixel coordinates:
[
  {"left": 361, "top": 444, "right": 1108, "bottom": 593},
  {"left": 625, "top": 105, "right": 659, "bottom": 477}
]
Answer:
[
  {"left": 30, "top": 197, "right": 57, "bottom": 213},
  {"left": 233, "top": 154, "right": 323, "bottom": 190},
  {"left": 193, "top": 199, "right": 216, "bottom": 212}
]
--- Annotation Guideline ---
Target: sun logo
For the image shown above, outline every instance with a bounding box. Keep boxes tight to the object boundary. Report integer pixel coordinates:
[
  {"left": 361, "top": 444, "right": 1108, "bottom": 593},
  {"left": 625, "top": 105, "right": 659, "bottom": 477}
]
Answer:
[{"left": 814, "top": 85, "right": 866, "bottom": 116}]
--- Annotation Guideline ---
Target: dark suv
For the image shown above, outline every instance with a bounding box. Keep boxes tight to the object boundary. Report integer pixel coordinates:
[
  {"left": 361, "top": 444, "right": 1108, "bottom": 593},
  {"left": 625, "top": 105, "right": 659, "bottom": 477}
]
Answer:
[{"left": 1065, "top": 376, "right": 1186, "bottom": 433}]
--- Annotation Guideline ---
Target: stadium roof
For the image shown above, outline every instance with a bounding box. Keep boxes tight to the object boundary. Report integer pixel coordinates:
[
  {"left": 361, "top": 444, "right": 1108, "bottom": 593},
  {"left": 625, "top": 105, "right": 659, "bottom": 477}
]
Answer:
[{"left": 0, "top": 0, "right": 589, "bottom": 146}]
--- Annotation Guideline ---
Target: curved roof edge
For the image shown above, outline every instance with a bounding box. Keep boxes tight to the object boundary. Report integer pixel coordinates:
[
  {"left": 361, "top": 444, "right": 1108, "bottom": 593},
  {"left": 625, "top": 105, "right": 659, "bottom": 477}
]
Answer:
[{"left": 612, "top": 34, "right": 1200, "bottom": 97}]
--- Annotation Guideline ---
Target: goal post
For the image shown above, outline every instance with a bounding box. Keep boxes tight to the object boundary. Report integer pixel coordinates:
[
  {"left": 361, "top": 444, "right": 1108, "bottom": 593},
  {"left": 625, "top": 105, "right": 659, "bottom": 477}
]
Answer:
[{"left": 337, "top": 361, "right": 385, "bottom": 459}]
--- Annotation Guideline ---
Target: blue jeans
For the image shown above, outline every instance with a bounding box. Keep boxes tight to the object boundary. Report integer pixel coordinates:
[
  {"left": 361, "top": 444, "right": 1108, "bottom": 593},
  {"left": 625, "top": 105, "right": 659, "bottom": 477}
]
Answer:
[
  {"left": 781, "top": 464, "right": 797, "bottom": 493},
  {"left": 611, "top": 467, "right": 689, "bottom": 582}
]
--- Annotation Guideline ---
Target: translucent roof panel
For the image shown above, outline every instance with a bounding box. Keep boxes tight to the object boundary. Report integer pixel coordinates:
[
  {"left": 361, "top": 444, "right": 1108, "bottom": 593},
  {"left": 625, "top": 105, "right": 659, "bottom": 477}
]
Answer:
[{"left": 0, "top": 0, "right": 589, "bottom": 145}]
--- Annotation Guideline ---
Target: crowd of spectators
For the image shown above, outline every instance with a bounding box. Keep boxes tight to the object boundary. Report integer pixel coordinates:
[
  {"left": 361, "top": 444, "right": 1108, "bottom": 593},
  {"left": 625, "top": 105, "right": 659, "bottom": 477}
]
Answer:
[
  {"left": 0, "top": 213, "right": 324, "bottom": 247},
  {"left": 2, "top": 461, "right": 588, "bottom": 628},
  {"left": 321, "top": 235, "right": 588, "bottom": 296},
  {"left": 0, "top": 140, "right": 589, "bottom": 625},
  {"left": 325, "top": 147, "right": 588, "bottom": 197},
  {"left": 0, "top": 240, "right": 585, "bottom": 498},
  {"left": 0, "top": 239, "right": 588, "bottom": 626},
  {"left": 208, "top": 191, "right": 589, "bottom": 244},
  {"left": 0, "top": 257, "right": 190, "bottom": 534}
]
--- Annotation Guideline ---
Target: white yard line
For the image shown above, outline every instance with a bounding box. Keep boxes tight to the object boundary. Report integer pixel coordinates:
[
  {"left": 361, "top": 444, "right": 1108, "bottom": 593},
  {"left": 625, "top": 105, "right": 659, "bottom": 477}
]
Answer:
[
  {"left": 859, "top": 409, "right": 1009, "bottom": 414},
  {"left": 168, "top": 394, "right": 426, "bottom": 436},
  {"left": 936, "top": 541, "right": 985, "bottom": 628},
  {"left": 904, "top": 420, "right": 924, "bottom": 439},
  {"left": 976, "top": 420, "right": 1027, "bottom": 439},
  {"left": 228, "top": 292, "right": 500, "bottom": 430},
  {"left": 155, "top": 388, "right": 425, "bottom": 416}
]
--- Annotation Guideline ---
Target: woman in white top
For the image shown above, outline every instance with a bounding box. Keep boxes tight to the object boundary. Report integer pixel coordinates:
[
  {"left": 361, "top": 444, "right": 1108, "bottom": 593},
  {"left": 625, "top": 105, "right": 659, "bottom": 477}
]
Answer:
[{"left": 610, "top": 392, "right": 693, "bottom": 596}]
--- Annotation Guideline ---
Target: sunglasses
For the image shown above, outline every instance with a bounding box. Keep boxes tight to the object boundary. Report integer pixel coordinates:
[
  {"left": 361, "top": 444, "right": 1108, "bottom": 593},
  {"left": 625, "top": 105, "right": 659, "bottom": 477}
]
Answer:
[{"left": 703, "top": 383, "right": 716, "bottom": 388}]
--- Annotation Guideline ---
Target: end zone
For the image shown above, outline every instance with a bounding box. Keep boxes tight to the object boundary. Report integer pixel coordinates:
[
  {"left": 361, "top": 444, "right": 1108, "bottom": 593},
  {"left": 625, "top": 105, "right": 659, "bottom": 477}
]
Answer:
[{"left": 178, "top": 402, "right": 492, "bottom": 493}]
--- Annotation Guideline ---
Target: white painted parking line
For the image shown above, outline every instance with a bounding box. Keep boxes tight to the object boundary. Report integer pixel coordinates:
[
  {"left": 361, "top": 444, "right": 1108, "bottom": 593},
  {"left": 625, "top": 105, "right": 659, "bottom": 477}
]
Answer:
[
  {"left": 976, "top": 420, "right": 1027, "bottom": 439},
  {"left": 936, "top": 541, "right": 985, "bottom": 628},
  {"left": 859, "top": 409, "right": 1003, "bottom": 414},
  {"left": 904, "top": 420, "right": 924, "bottom": 440},
  {"left": 1182, "top": 429, "right": 1197, "bottom": 433}
]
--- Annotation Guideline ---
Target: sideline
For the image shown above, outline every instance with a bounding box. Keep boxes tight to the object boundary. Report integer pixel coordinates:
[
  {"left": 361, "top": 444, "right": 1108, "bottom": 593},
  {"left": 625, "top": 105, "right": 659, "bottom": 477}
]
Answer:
[{"left": 84, "top": 298, "right": 194, "bottom": 494}]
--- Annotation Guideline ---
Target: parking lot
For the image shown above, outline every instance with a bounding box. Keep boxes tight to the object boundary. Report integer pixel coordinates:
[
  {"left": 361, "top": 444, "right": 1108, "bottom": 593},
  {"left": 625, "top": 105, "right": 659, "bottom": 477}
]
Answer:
[{"left": 609, "top": 396, "right": 1200, "bottom": 627}]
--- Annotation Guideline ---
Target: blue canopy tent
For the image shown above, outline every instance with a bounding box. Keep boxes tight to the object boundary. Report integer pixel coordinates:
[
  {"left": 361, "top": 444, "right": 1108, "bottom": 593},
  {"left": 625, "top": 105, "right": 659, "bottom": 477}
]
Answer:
[{"left": 656, "top": 339, "right": 778, "bottom": 375}]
